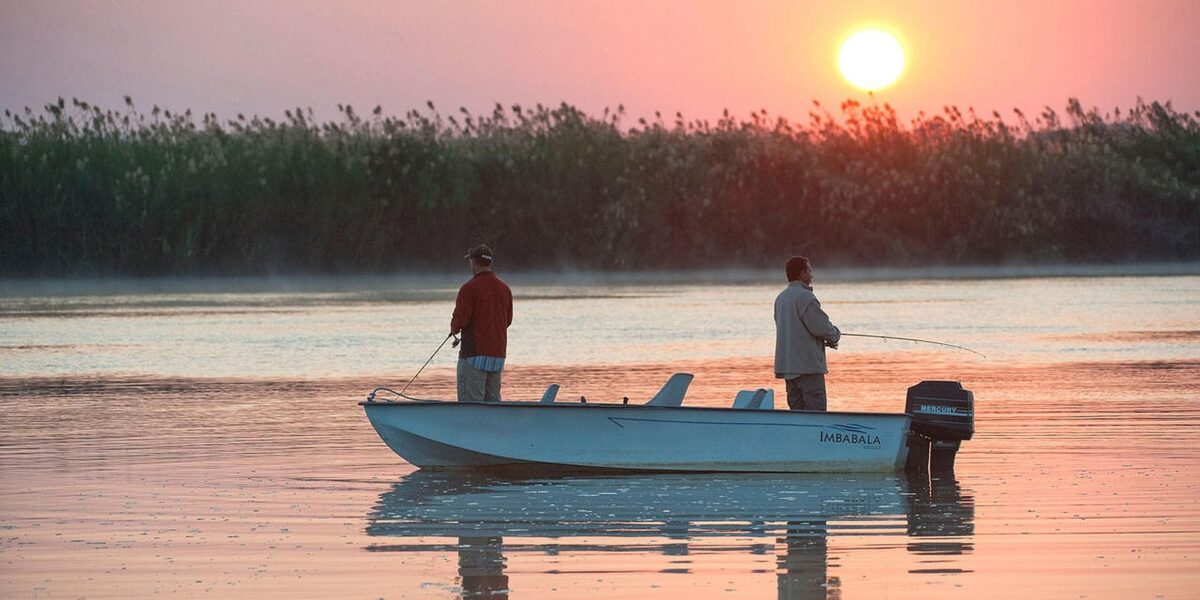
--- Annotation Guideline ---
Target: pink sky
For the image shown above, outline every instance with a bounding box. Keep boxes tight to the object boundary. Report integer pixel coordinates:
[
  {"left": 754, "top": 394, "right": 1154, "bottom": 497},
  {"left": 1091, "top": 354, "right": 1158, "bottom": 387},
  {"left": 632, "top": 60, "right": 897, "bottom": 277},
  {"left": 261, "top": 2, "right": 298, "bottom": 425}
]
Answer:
[{"left": 2, "top": 0, "right": 1198, "bottom": 124}]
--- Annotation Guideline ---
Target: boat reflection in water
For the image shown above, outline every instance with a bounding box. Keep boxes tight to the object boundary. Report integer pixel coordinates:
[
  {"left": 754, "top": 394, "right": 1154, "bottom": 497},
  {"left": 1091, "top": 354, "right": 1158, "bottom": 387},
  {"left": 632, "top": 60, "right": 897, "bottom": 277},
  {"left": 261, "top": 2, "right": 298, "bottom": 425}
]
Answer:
[{"left": 366, "top": 471, "right": 974, "bottom": 599}]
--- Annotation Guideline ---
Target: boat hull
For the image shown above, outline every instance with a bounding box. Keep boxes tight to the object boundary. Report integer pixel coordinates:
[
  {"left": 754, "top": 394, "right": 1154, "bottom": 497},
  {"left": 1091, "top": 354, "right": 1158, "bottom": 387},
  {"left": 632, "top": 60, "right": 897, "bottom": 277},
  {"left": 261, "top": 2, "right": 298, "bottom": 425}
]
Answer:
[{"left": 362, "top": 401, "right": 912, "bottom": 473}]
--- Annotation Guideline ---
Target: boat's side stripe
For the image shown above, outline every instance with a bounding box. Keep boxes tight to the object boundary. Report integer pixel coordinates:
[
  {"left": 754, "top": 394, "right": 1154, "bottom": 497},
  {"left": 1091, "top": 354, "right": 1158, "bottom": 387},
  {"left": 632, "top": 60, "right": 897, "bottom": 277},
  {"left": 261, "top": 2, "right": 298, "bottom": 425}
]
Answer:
[{"left": 607, "top": 417, "right": 878, "bottom": 430}]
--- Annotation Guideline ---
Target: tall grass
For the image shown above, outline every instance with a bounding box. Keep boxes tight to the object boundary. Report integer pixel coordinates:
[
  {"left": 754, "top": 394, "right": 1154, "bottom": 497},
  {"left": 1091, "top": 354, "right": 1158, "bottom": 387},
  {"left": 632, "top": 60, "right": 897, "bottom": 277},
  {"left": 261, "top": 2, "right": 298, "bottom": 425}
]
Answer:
[{"left": 1, "top": 96, "right": 1197, "bottom": 276}]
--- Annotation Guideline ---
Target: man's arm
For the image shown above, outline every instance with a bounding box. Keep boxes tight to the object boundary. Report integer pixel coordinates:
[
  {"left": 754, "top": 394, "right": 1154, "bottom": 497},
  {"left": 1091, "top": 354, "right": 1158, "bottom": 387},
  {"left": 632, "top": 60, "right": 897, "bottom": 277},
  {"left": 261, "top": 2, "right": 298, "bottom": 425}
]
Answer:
[
  {"left": 450, "top": 286, "right": 472, "bottom": 335},
  {"left": 800, "top": 300, "right": 841, "bottom": 348},
  {"left": 505, "top": 286, "right": 513, "bottom": 327}
]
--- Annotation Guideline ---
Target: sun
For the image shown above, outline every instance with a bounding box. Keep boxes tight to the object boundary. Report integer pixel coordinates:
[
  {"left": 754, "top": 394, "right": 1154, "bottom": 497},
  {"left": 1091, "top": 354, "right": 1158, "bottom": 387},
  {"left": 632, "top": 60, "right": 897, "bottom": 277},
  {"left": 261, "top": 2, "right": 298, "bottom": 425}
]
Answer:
[{"left": 838, "top": 28, "right": 906, "bottom": 91}]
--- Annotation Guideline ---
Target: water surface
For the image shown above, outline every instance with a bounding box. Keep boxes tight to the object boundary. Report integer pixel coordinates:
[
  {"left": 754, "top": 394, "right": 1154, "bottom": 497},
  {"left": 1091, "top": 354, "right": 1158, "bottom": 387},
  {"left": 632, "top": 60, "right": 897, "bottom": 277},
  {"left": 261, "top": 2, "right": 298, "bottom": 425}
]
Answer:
[{"left": 1, "top": 274, "right": 1198, "bottom": 598}]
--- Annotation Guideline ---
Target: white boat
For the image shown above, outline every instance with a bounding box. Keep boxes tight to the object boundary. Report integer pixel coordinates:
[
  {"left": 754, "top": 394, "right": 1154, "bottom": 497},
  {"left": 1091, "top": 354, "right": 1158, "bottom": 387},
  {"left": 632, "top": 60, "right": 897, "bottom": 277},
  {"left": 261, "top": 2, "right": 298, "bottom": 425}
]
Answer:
[{"left": 361, "top": 375, "right": 973, "bottom": 474}]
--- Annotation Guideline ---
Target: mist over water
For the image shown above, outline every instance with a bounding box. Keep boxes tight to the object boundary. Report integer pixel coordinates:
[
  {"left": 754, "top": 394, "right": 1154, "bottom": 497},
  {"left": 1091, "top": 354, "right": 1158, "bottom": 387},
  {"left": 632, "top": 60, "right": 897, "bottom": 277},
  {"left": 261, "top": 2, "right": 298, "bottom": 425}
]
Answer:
[
  {"left": 4, "top": 267, "right": 1198, "bottom": 379},
  {"left": 1, "top": 273, "right": 1198, "bottom": 598}
]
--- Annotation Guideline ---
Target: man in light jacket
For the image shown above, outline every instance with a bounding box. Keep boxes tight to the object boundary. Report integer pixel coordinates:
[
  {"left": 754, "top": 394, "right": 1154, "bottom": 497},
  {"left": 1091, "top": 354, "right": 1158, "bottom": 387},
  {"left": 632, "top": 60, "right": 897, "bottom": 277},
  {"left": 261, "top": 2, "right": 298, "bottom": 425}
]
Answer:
[{"left": 774, "top": 256, "right": 840, "bottom": 411}]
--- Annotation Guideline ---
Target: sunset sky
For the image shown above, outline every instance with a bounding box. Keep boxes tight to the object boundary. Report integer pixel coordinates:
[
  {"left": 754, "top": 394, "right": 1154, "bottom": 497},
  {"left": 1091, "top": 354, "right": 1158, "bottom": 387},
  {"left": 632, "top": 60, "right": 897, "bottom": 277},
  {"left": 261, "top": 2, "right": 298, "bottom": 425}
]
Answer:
[{"left": 3, "top": 0, "right": 1199, "bottom": 124}]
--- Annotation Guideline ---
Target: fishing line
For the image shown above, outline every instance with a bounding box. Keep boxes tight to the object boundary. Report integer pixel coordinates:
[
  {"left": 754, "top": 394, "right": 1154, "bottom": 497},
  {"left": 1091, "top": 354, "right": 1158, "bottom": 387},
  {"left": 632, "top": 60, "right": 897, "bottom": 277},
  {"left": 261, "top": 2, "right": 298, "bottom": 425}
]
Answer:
[
  {"left": 400, "top": 333, "right": 456, "bottom": 393},
  {"left": 368, "top": 333, "right": 459, "bottom": 403},
  {"left": 841, "top": 332, "right": 986, "bottom": 358}
]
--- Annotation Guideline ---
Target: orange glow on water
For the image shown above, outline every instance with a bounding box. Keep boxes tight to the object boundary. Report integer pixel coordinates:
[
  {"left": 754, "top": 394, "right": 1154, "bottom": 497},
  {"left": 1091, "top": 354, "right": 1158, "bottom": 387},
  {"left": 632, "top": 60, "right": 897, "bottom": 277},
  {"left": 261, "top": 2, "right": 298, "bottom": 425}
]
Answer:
[{"left": 2, "top": 276, "right": 1198, "bottom": 597}]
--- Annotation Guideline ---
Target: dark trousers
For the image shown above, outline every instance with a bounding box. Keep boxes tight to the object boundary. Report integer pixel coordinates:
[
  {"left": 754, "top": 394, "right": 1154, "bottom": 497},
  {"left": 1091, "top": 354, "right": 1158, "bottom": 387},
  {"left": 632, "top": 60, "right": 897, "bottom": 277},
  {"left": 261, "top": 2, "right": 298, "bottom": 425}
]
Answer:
[{"left": 785, "top": 374, "right": 827, "bottom": 411}]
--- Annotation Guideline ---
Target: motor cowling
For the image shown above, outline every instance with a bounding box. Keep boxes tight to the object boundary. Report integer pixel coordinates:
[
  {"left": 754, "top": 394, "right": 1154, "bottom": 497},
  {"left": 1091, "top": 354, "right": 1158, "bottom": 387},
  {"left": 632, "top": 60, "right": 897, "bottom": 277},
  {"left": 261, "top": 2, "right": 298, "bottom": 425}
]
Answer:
[{"left": 904, "top": 381, "right": 974, "bottom": 473}]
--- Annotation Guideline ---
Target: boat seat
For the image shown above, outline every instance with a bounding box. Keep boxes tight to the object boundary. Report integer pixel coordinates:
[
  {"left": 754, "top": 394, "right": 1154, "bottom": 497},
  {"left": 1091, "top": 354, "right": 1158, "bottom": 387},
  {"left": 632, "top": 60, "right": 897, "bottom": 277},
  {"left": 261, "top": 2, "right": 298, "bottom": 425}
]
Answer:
[
  {"left": 732, "top": 388, "right": 775, "bottom": 410},
  {"left": 646, "top": 373, "right": 694, "bottom": 407},
  {"left": 540, "top": 383, "right": 560, "bottom": 403}
]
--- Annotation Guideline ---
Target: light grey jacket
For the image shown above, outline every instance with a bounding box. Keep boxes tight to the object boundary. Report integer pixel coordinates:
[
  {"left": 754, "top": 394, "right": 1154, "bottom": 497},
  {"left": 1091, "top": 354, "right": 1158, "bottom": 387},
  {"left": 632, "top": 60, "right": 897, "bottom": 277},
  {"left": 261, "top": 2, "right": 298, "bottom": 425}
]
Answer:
[{"left": 774, "top": 282, "right": 840, "bottom": 377}]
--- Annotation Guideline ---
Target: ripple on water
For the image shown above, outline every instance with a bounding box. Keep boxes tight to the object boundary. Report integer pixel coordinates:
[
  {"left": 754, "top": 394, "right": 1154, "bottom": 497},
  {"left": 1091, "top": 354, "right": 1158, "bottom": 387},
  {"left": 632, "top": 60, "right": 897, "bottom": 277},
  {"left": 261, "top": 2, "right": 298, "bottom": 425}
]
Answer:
[{"left": 2, "top": 274, "right": 1199, "bottom": 597}]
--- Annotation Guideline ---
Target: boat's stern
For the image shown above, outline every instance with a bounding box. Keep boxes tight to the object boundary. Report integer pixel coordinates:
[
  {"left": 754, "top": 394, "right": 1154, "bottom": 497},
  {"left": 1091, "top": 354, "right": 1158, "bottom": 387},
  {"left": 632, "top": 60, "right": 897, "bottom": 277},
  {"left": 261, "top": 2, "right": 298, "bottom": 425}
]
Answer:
[{"left": 903, "top": 381, "right": 975, "bottom": 473}]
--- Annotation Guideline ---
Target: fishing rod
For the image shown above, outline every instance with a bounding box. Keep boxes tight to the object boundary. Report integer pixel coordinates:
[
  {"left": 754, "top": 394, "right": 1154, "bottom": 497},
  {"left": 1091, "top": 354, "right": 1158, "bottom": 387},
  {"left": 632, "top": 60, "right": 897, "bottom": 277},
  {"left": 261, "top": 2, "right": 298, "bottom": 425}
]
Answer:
[
  {"left": 841, "top": 332, "right": 987, "bottom": 358},
  {"left": 400, "top": 333, "right": 457, "bottom": 395},
  {"left": 369, "top": 333, "right": 460, "bottom": 403}
]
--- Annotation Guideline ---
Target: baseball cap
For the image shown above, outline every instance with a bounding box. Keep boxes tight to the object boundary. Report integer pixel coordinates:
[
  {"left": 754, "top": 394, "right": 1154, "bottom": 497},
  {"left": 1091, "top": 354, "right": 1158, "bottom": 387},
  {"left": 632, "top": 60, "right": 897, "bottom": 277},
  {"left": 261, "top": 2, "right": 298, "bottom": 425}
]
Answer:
[{"left": 463, "top": 244, "right": 494, "bottom": 261}]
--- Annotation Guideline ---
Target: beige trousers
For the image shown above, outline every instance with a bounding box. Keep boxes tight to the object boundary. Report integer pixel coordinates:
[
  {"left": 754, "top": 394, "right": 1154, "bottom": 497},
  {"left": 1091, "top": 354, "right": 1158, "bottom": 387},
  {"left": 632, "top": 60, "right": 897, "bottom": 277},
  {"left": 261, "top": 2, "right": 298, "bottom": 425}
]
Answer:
[{"left": 456, "top": 359, "right": 503, "bottom": 402}]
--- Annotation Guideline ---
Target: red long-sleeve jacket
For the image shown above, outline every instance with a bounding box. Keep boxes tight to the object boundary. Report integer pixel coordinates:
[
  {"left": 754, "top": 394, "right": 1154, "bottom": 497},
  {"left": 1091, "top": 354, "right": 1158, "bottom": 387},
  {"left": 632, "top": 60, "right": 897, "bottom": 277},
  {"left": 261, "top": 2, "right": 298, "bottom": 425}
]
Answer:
[{"left": 450, "top": 271, "right": 513, "bottom": 358}]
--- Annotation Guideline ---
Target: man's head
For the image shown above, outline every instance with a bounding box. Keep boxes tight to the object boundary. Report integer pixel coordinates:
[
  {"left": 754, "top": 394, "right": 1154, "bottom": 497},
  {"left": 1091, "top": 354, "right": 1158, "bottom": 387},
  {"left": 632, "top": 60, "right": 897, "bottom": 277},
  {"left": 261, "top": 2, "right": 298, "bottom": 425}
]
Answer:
[
  {"left": 464, "top": 244, "right": 494, "bottom": 273},
  {"left": 786, "top": 256, "right": 812, "bottom": 285}
]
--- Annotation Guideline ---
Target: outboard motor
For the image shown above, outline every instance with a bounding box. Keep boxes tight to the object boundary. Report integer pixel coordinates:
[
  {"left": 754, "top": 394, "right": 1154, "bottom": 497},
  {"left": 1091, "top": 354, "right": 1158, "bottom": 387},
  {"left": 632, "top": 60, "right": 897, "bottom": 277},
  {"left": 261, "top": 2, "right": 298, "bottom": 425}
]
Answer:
[{"left": 904, "top": 381, "right": 974, "bottom": 473}]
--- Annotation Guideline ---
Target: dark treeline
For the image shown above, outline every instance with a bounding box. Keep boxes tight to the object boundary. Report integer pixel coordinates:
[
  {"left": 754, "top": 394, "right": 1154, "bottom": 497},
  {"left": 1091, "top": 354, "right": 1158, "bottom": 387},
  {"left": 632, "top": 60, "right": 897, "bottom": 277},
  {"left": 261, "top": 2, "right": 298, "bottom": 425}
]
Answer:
[{"left": 1, "top": 96, "right": 1198, "bottom": 276}]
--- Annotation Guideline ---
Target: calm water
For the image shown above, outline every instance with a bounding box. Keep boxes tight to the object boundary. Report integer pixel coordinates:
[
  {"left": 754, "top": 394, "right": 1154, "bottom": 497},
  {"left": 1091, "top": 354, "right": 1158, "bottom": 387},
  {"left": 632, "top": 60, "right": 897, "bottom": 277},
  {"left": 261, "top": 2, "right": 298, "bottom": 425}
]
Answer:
[{"left": 2, "top": 273, "right": 1199, "bottom": 598}]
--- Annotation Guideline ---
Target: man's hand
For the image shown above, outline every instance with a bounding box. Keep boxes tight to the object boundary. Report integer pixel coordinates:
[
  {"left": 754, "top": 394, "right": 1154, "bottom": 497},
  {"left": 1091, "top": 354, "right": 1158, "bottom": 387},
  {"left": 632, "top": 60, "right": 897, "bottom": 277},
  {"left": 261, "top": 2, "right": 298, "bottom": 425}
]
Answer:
[{"left": 825, "top": 339, "right": 838, "bottom": 350}]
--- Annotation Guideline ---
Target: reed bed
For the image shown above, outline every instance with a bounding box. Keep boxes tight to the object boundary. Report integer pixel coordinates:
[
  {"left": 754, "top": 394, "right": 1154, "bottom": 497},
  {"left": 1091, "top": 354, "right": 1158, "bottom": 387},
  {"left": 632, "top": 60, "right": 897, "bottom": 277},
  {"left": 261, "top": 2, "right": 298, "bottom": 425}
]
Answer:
[{"left": 1, "top": 97, "right": 1197, "bottom": 275}]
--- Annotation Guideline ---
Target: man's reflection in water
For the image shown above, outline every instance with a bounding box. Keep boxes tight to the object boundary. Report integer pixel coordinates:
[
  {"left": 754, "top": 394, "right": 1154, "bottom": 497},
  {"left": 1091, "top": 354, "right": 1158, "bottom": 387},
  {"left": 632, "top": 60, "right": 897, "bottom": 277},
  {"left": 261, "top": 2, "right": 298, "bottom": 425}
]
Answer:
[
  {"left": 458, "top": 536, "right": 508, "bottom": 599},
  {"left": 777, "top": 521, "right": 840, "bottom": 600}
]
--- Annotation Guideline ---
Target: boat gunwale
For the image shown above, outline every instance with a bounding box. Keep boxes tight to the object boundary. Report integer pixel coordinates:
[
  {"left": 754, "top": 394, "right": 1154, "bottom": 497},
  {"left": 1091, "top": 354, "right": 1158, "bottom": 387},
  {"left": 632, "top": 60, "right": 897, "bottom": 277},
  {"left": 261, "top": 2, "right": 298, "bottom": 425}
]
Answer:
[{"left": 359, "top": 399, "right": 910, "bottom": 420}]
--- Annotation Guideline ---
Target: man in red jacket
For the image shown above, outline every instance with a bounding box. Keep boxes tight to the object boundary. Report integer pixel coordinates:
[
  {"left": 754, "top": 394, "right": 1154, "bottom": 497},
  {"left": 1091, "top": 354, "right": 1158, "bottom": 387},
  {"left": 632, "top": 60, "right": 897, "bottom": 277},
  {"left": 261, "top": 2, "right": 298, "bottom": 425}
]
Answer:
[{"left": 451, "top": 244, "right": 514, "bottom": 402}]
